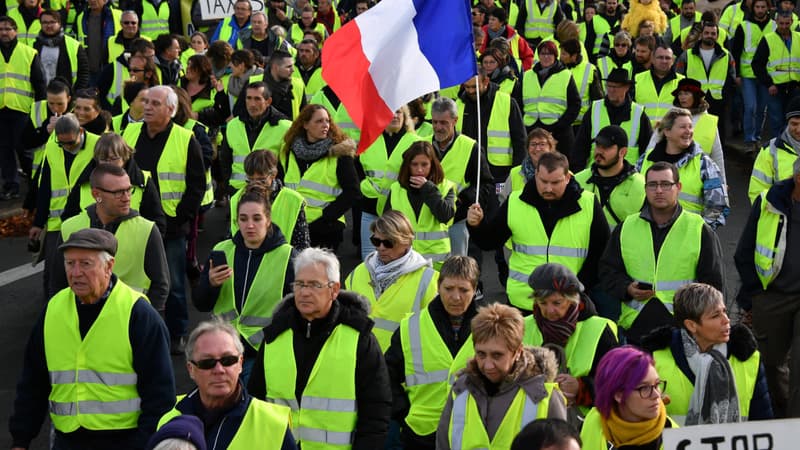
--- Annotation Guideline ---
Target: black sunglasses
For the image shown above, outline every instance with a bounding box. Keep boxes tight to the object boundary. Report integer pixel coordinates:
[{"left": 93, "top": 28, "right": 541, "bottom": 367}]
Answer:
[
  {"left": 370, "top": 235, "right": 394, "bottom": 249},
  {"left": 190, "top": 355, "right": 240, "bottom": 370}
]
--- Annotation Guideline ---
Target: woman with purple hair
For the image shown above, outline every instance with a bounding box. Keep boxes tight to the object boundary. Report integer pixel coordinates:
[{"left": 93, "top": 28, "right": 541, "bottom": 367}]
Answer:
[{"left": 580, "top": 346, "right": 678, "bottom": 450}]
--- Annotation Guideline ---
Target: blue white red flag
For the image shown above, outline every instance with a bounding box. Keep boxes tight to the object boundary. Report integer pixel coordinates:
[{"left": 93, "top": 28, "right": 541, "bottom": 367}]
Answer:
[{"left": 321, "top": 0, "right": 477, "bottom": 153}]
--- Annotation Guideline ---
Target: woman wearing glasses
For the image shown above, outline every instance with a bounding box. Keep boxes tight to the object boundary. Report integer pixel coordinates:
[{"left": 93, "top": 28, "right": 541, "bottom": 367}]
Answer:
[
  {"left": 344, "top": 210, "right": 438, "bottom": 352},
  {"left": 61, "top": 133, "right": 165, "bottom": 235},
  {"left": 193, "top": 185, "right": 296, "bottom": 383},
  {"left": 581, "top": 346, "right": 677, "bottom": 450},
  {"left": 637, "top": 107, "right": 728, "bottom": 229},
  {"left": 382, "top": 141, "right": 456, "bottom": 268},
  {"left": 641, "top": 283, "right": 773, "bottom": 425}
]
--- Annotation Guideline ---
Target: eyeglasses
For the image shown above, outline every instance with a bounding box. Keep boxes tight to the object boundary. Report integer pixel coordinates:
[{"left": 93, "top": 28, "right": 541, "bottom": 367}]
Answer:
[
  {"left": 97, "top": 156, "right": 122, "bottom": 164},
  {"left": 57, "top": 137, "right": 80, "bottom": 148},
  {"left": 129, "top": 68, "right": 145, "bottom": 73},
  {"left": 645, "top": 181, "right": 676, "bottom": 190},
  {"left": 539, "top": 52, "right": 555, "bottom": 57},
  {"left": 615, "top": 43, "right": 629, "bottom": 47},
  {"left": 122, "top": 21, "right": 138, "bottom": 25},
  {"left": 40, "top": 20, "right": 59, "bottom": 25},
  {"left": 528, "top": 141, "right": 550, "bottom": 148},
  {"left": 96, "top": 186, "right": 135, "bottom": 198},
  {"left": 291, "top": 280, "right": 333, "bottom": 290},
  {"left": 635, "top": 380, "right": 667, "bottom": 398},
  {"left": 370, "top": 236, "right": 395, "bottom": 249},
  {"left": 190, "top": 355, "right": 240, "bottom": 370}
]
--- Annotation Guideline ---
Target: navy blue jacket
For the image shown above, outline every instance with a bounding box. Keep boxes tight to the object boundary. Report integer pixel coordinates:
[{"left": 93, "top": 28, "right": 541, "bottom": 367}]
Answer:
[
  {"left": 9, "top": 276, "right": 175, "bottom": 449},
  {"left": 168, "top": 386, "right": 296, "bottom": 450}
]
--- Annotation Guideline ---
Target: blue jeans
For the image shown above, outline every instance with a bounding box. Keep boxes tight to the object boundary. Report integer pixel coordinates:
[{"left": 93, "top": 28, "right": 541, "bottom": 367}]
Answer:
[
  {"left": 766, "top": 90, "right": 785, "bottom": 140},
  {"left": 742, "top": 77, "right": 767, "bottom": 143},
  {"left": 448, "top": 220, "right": 469, "bottom": 256},
  {"left": 164, "top": 236, "right": 188, "bottom": 339},
  {"left": 360, "top": 211, "right": 378, "bottom": 261}
]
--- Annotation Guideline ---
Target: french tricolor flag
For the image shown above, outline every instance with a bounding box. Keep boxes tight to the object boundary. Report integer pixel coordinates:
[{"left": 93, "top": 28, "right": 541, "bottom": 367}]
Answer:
[{"left": 321, "top": 0, "right": 477, "bottom": 153}]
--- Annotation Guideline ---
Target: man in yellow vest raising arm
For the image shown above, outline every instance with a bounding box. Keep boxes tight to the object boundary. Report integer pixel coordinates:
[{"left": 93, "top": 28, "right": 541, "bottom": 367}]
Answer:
[
  {"left": 9, "top": 228, "right": 175, "bottom": 450},
  {"left": 51, "top": 163, "right": 169, "bottom": 310},
  {"left": 599, "top": 161, "right": 724, "bottom": 345},
  {"left": 248, "top": 247, "right": 392, "bottom": 449},
  {"left": 735, "top": 157, "right": 800, "bottom": 417},
  {"left": 156, "top": 320, "right": 297, "bottom": 449}
]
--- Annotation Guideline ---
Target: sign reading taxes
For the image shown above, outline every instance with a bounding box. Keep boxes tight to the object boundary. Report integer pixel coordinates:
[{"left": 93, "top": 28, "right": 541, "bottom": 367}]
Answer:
[
  {"left": 199, "top": 0, "right": 264, "bottom": 21},
  {"left": 663, "top": 419, "right": 800, "bottom": 450}
]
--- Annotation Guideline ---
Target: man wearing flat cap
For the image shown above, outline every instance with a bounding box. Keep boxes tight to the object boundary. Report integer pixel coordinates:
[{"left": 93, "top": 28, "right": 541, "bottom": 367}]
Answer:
[
  {"left": 9, "top": 228, "right": 175, "bottom": 450},
  {"left": 574, "top": 68, "right": 653, "bottom": 171}
]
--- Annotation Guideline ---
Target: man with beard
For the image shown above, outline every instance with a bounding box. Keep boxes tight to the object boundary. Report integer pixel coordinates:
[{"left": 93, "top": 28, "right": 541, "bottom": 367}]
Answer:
[
  {"left": 257, "top": 50, "right": 306, "bottom": 120},
  {"left": 664, "top": 0, "right": 702, "bottom": 53},
  {"left": 237, "top": 11, "right": 292, "bottom": 60},
  {"left": 635, "top": 44, "right": 684, "bottom": 128},
  {"left": 574, "top": 68, "right": 652, "bottom": 171},
  {"left": 676, "top": 21, "right": 735, "bottom": 119},
  {"left": 34, "top": 9, "right": 88, "bottom": 90},
  {"left": 599, "top": 0, "right": 625, "bottom": 33},
  {"left": 467, "top": 151, "right": 609, "bottom": 314},
  {"left": 632, "top": 35, "right": 656, "bottom": 74},
  {"left": 294, "top": 38, "right": 323, "bottom": 101}
]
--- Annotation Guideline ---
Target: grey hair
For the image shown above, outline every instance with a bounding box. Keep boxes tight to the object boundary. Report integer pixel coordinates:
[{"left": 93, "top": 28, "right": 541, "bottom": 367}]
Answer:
[
  {"left": 54, "top": 113, "right": 81, "bottom": 135},
  {"left": 251, "top": 10, "right": 267, "bottom": 21},
  {"left": 152, "top": 439, "right": 198, "bottom": 450},
  {"left": 656, "top": 106, "right": 692, "bottom": 140},
  {"left": 184, "top": 318, "right": 244, "bottom": 362},
  {"left": 673, "top": 282, "right": 724, "bottom": 326},
  {"left": 431, "top": 96, "right": 458, "bottom": 119},
  {"left": 149, "top": 85, "right": 179, "bottom": 118},
  {"left": 294, "top": 247, "right": 340, "bottom": 283},
  {"left": 532, "top": 289, "right": 581, "bottom": 305},
  {"left": 97, "top": 250, "right": 114, "bottom": 265}
]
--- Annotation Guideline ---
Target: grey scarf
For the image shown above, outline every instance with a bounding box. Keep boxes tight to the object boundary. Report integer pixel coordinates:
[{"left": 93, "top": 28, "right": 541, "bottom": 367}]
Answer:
[
  {"left": 681, "top": 328, "right": 740, "bottom": 425},
  {"left": 363, "top": 249, "right": 430, "bottom": 298},
  {"left": 782, "top": 128, "right": 800, "bottom": 152},
  {"left": 291, "top": 136, "right": 332, "bottom": 161}
]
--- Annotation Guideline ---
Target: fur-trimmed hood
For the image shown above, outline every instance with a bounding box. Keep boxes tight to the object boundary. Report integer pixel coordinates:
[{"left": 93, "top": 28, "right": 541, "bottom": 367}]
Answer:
[{"left": 330, "top": 138, "right": 357, "bottom": 158}]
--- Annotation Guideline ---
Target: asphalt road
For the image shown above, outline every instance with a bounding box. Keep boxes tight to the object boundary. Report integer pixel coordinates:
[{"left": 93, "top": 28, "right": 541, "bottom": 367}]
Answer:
[{"left": 0, "top": 144, "right": 755, "bottom": 449}]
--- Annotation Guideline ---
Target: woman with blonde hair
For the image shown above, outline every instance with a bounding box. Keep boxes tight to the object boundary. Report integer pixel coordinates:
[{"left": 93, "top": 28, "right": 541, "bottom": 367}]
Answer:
[
  {"left": 437, "top": 303, "right": 567, "bottom": 449},
  {"left": 279, "top": 104, "right": 359, "bottom": 250},
  {"left": 344, "top": 210, "right": 438, "bottom": 351}
]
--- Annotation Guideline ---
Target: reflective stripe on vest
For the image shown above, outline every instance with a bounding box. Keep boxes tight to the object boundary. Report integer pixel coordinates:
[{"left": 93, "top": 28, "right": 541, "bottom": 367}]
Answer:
[
  {"left": 754, "top": 193, "right": 786, "bottom": 289},
  {"left": 123, "top": 123, "right": 192, "bottom": 217},
  {"left": 226, "top": 117, "right": 291, "bottom": 190},
  {"left": 571, "top": 61, "right": 595, "bottom": 125},
  {"left": 212, "top": 240, "right": 292, "bottom": 349},
  {"left": 486, "top": 91, "right": 514, "bottom": 166},
  {"left": 344, "top": 263, "right": 438, "bottom": 352},
  {"left": 685, "top": 49, "right": 729, "bottom": 99},
  {"left": 388, "top": 180, "right": 454, "bottom": 264},
  {"left": 522, "top": 69, "right": 571, "bottom": 126},
  {"left": 439, "top": 134, "right": 476, "bottom": 194},
  {"left": 523, "top": 315, "right": 616, "bottom": 377},
  {"left": 749, "top": 139, "right": 797, "bottom": 203},
  {"left": 524, "top": 0, "right": 557, "bottom": 38},
  {"left": 44, "top": 280, "right": 142, "bottom": 432},
  {"left": 618, "top": 210, "right": 703, "bottom": 329},
  {"left": 282, "top": 151, "right": 345, "bottom": 224},
  {"left": 140, "top": 0, "right": 170, "bottom": 39},
  {"left": 229, "top": 186, "right": 305, "bottom": 240},
  {"left": 358, "top": 131, "right": 421, "bottom": 203},
  {"left": 449, "top": 384, "right": 553, "bottom": 449},
  {"left": 60, "top": 213, "right": 155, "bottom": 294},
  {"left": 574, "top": 167, "right": 647, "bottom": 228},
  {"left": 692, "top": 113, "right": 718, "bottom": 156},
  {"left": 740, "top": 21, "right": 776, "bottom": 78},
  {"left": 506, "top": 190, "right": 595, "bottom": 310},
  {"left": 589, "top": 101, "right": 645, "bottom": 165},
  {"left": 635, "top": 71, "right": 684, "bottom": 127},
  {"left": 764, "top": 31, "right": 800, "bottom": 84},
  {"left": 401, "top": 309, "right": 474, "bottom": 436},
  {"left": 44, "top": 132, "right": 100, "bottom": 230},
  {"left": 263, "top": 325, "right": 358, "bottom": 449},
  {"left": 29, "top": 100, "right": 49, "bottom": 177}
]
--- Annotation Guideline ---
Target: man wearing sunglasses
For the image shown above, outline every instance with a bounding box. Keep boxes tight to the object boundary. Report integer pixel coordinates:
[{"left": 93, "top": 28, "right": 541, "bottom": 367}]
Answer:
[
  {"left": 52, "top": 163, "right": 169, "bottom": 311},
  {"left": 157, "top": 320, "right": 297, "bottom": 449},
  {"left": 10, "top": 228, "right": 175, "bottom": 450},
  {"left": 28, "top": 113, "right": 100, "bottom": 301}
]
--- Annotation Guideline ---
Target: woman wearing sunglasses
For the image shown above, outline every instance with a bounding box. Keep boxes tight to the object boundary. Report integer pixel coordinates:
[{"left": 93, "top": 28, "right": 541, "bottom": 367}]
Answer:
[
  {"left": 344, "top": 210, "right": 439, "bottom": 352},
  {"left": 581, "top": 346, "right": 678, "bottom": 450},
  {"left": 192, "top": 185, "right": 295, "bottom": 383},
  {"left": 382, "top": 141, "right": 456, "bottom": 269},
  {"left": 641, "top": 283, "right": 773, "bottom": 425}
]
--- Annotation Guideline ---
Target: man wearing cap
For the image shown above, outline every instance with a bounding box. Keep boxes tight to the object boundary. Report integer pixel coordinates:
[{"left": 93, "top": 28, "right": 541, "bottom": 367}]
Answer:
[
  {"left": 748, "top": 98, "right": 800, "bottom": 202},
  {"left": 675, "top": 20, "right": 736, "bottom": 120},
  {"left": 574, "top": 68, "right": 653, "bottom": 171},
  {"left": 51, "top": 164, "right": 169, "bottom": 311},
  {"left": 753, "top": 11, "right": 800, "bottom": 141},
  {"left": 736, "top": 157, "right": 800, "bottom": 418},
  {"left": 157, "top": 320, "right": 297, "bottom": 449},
  {"left": 9, "top": 228, "right": 175, "bottom": 450},
  {"left": 600, "top": 161, "right": 724, "bottom": 344},
  {"left": 574, "top": 125, "right": 646, "bottom": 230},
  {"left": 467, "top": 151, "right": 610, "bottom": 314},
  {"left": 635, "top": 44, "right": 685, "bottom": 128}
]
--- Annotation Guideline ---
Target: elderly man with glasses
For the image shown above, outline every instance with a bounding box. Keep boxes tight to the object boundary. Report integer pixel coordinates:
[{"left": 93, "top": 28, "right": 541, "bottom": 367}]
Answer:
[
  {"left": 157, "top": 319, "right": 297, "bottom": 449},
  {"left": 9, "top": 228, "right": 174, "bottom": 450}
]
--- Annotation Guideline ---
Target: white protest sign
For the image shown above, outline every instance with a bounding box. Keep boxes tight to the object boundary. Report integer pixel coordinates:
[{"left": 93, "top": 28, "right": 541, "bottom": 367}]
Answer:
[
  {"left": 199, "top": 0, "right": 264, "bottom": 21},
  {"left": 663, "top": 418, "right": 800, "bottom": 450}
]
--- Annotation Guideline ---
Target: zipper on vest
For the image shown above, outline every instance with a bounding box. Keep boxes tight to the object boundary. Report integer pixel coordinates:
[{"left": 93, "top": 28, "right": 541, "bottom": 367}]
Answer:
[
  {"left": 211, "top": 415, "right": 228, "bottom": 450},
  {"left": 306, "top": 321, "right": 311, "bottom": 338},
  {"left": 240, "top": 249, "right": 252, "bottom": 311}
]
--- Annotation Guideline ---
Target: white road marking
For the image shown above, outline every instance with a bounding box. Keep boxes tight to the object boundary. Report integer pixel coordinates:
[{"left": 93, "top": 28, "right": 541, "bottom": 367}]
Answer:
[{"left": 0, "top": 262, "right": 43, "bottom": 288}]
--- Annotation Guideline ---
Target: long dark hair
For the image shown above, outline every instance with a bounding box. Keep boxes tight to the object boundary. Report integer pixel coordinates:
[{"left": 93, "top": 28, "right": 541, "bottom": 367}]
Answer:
[{"left": 398, "top": 141, "right": 445, "bottom": 188}]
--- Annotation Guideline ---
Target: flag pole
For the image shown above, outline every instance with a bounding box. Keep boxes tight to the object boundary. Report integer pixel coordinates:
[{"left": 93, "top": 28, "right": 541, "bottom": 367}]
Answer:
[{"left": 474, "top": 73, "right": 482, "bottom": 205}]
